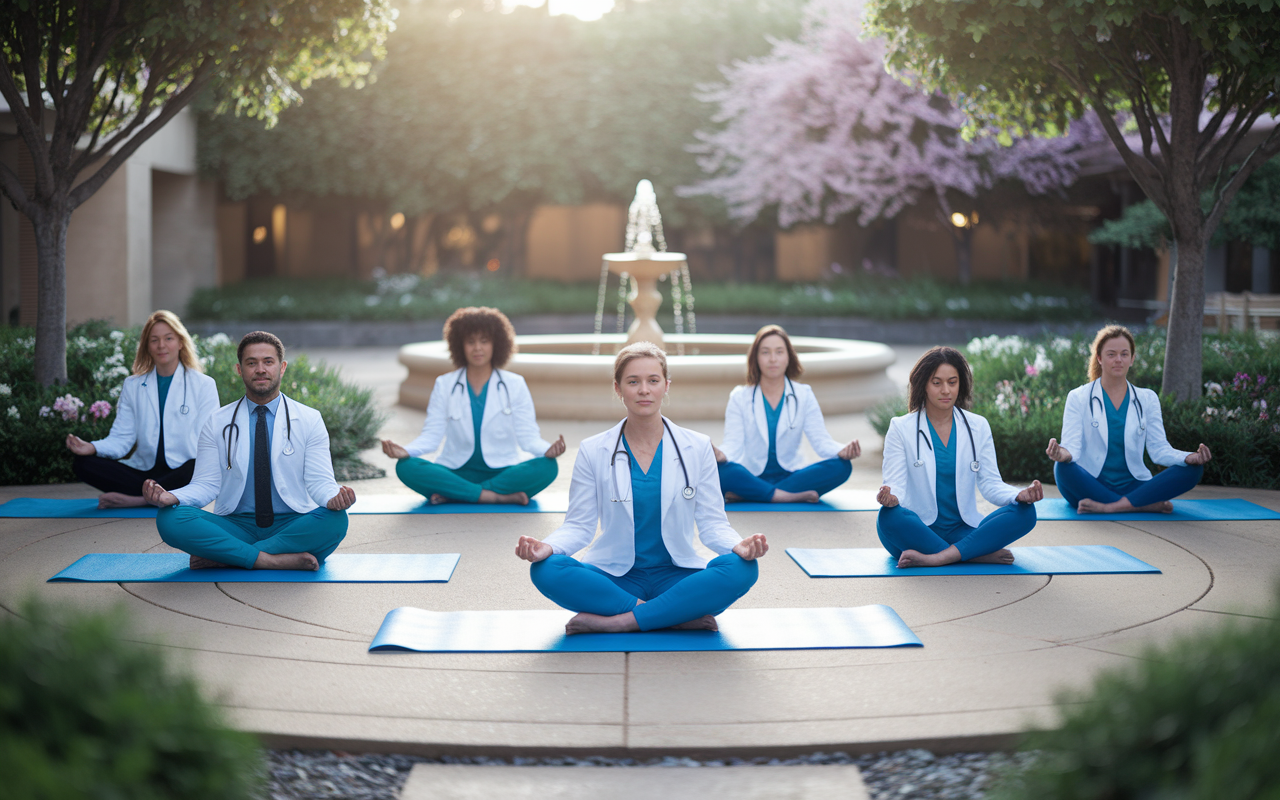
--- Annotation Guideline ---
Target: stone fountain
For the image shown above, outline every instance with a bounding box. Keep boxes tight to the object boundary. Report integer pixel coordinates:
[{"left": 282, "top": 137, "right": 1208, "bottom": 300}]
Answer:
[{"left": 399, "top": 181, "right": 896, "bottom": 420}]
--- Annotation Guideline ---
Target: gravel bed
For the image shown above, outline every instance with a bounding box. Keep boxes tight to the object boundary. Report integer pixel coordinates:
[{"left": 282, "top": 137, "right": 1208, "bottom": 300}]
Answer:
[{"left": 263, "top": 747, "right": 1037, "bottom": 799}]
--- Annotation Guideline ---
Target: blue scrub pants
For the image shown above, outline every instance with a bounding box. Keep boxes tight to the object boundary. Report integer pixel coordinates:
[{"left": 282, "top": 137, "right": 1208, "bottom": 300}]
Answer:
[
  {"left": 396, "top": 457, "right": 558, "bottom": 504},
  {"left": 529, "top": 553, "right": 759, "bottom": 631},
  {"left": 1054, "top": 461, "right": 1203, "bottom": 509},
  {"left": 717, "top": 458, "right": 851, "bottom": 502},
  {"left": 157, "top": 505, "right": 348, "bottom": 569},
  {"left": 876, "top": 502, "right": 1036, "bottom": 562}
]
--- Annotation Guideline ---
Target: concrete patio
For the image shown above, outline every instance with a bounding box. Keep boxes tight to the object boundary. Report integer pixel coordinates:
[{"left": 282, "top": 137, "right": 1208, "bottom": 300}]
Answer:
[{"left": 2, "top": 345, "right": 1277, "bottom": 760}]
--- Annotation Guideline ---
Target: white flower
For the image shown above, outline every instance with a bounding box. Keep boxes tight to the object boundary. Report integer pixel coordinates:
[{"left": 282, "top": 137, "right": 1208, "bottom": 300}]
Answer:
[
  {"left": 206, "top": 332, "right": 232, "bottom": 347},
  {"left": 1032, "top": 347, "right": 1053, "bottom": 374},
  {"left": 0, "top": 383, "right": 9, "bottom": 396},
  {"left": 365, "top": 295, "right": 380, "bottom": 306},
  {"left": 110, "top": 385, "right": 121, "bottom": 399},
  {"left": 39, "top": 405, "right": 51, "bottom": 417},
  {"left": 1050, "top": 337, "right": 1073, "bottom": 352},
  {"left": 1204, "top": 382, "right": 1224, "bottom": 397},
  {"left": 945, "top": 297, "right": 970, "bottom": 311},
  {"left": 6, "top": 406, "right": 17, "bottom": 419},
  {"left": 109, "top": 330, "right": 125, "bottom": 341}
]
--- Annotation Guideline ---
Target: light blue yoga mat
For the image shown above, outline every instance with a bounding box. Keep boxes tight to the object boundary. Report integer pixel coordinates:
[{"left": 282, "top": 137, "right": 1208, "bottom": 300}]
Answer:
[
  {"left": 368, "top": 605, "right": 922, "bottom": 652},
  {"left": 723, "top": 489, "right": 878, "bottom": 513},
  {"left": 49, "top": 553, "right": 460, "bottom": 583},
  {"left": 1034, "top": 497, "right": 1280, "bottom": 521},
  {"left": 349, "top": 493, "right": 570, "bottom": 514},
  {"left": 0, "top": 498, "right": 158, "bottom": 518},
  {"left": 787, "top": 545, "right": 1160, "bottom": 577}
]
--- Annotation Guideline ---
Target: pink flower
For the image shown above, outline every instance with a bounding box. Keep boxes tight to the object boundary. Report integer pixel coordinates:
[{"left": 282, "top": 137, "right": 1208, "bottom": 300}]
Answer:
[
  {"left": 1024, "top": 361, "right": 1039, "bottom": 377},
  {"left": 52, "top": 394, "right": 84, "bottom": 422},
  {"left": 89, "top": 400, "right": 112, "bottom": 420}
]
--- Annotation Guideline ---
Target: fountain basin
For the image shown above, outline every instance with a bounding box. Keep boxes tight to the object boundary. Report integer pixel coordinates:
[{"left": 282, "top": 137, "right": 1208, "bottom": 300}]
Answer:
[{"left": 399, "top": 334, "right": 897, "bottom": 420}]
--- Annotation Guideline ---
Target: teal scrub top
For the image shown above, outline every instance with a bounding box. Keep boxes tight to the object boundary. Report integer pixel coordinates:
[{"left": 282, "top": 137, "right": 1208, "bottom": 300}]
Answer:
[
  {"left": 929, "top": 417, "right": 966, "bottom": 535},
  {"left": 462, "top": 381, "right": 489, "bottom": 471},
  {"left": 759, "top": 392, "right": 789, "bottom": 482},
  {"left": 1099, "top": 390, "right": 1136, "bottom": 489},
  {"left": 156, "top": 373, "right": 173, "bottom": 417},
  {"left": 623, "top": 435, "right": 673, "bottom": 569}
]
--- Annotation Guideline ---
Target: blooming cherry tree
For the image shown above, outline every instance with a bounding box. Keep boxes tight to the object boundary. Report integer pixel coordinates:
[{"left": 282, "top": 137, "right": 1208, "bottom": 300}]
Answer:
[{"left": 682, "top": 0, "right": 1101, "bottom": 280}]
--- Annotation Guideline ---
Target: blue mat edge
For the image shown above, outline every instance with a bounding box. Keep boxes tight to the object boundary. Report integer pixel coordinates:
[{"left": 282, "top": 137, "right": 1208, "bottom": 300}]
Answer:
[
  {"left": 47, "top": 552, "right": 462, "bottom": 583},
  {"left": 785, "top": 545, "right": 1161, "bottom": 577}
]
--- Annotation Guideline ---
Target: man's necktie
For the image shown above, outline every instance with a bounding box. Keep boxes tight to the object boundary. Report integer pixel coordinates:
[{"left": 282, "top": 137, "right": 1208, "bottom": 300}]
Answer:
[{"left": 254, "top": 405, "right": 273, "bottom": 528}]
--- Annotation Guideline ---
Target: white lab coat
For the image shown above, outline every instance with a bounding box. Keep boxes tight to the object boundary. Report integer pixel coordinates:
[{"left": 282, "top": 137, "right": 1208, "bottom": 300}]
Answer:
[
  {"left": 544, "top": 417, "right": 743, "bottom": 576},
  {"left": 92, "top": 363, "right": 220, "bottom": 470},
  {"left": 405, "top": 368, "right": 551, "bottom": 469},
  {"left": 881, "top": 409, "right": 1021, "bottom": 527},
  {"left": 1059, "top": 381, "right": 1190, "bottom": 481},
  {"left": 172, "top": 393, "right": 340, "bottom": 515},
  {"left": 721, "top": 380, "right": 842, "bottom": 473}
]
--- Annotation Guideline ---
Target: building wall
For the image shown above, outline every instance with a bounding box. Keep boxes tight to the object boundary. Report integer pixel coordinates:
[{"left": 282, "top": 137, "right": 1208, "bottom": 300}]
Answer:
[
  {"left": 152, "top": 170, "right": 218, "bottom": 315},
  {"left": 525, "top": 204, "right": 627, "bottom": 281}
]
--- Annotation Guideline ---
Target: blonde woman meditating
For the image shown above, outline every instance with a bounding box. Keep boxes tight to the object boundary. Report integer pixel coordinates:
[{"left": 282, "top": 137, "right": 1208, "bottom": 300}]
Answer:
[{"left": 515, "top": 342, "right": 767, "bottom": 634}]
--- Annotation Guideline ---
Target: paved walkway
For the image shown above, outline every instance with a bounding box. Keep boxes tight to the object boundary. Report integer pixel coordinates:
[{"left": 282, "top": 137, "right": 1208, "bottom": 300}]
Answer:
[{"left": 3, "top": 345, "right": 1277, "bottom": 759}]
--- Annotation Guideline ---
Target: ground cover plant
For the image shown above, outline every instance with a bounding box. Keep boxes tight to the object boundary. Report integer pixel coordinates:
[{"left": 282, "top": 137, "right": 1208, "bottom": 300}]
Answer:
[
  {"left": 988, "top": 584, "right": 1280, "bottom": 800},
  {"left": 0, "top": 597, "right": 264, "bottom": 799},
  {"left": 0, "top": 323, "right": 385, "bottom": 485},
  {"left": 186, "top": 272, "right": 1095, "bottom": 324},
  {"left": 870, "top": 330, "right": 1280, "bottom": 487}
]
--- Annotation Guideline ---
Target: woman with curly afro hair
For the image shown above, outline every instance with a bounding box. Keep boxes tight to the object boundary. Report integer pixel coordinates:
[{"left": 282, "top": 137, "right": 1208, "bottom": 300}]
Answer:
[{"left": 382, "top": 307, "right": 565, "bottom": 505}]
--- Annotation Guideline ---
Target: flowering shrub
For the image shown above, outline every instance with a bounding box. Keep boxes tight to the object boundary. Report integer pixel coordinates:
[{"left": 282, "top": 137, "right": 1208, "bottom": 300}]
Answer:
[{"left": 0, "top": 322, "right": 387, "bottom": 485}]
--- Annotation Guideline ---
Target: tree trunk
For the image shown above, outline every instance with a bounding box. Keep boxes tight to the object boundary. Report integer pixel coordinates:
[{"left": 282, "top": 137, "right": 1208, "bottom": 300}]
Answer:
[
  {"left": 1161, "top": 230, "right": 1206, "bottom": 401},
  {"left": 34, "top": 205, "right": 72, "bottom": 387}
]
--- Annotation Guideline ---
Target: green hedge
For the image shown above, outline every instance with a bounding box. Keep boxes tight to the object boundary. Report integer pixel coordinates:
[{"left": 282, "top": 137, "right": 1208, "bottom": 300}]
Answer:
[
  {"left": 0, "top": 324, "right": 386, "bottom": 485},
  {"left": 0, "top": 597, "right": 263, "bottom": 799},
  {"left": 185, "top": 272, "right": 1097, "bottom": 323},
  {"left": 990, "top": 584, "right": 1280, "bottom": 799},
  {"left": 869, "top": 330, "right": 1280, "bottom": 488}
]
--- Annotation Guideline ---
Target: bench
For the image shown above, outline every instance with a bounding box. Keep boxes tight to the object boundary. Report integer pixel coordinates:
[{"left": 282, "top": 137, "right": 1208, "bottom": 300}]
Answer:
[{"left": 1205, "top": 292, "right": 1280, "bottom": 333}]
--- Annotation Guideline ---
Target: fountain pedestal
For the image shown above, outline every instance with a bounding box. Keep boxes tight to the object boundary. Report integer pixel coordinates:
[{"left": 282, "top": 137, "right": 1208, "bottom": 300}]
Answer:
[{"left": 603, "top": 251, "right": 687, "bottom": 348}]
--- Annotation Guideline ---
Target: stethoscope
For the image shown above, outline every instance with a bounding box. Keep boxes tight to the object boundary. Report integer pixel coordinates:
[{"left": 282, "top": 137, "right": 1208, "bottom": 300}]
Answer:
[
  {"left": 141, "top": 367, "right": 190, "bottom": 415},
  {"left": 913, "top": 407, "right": 980, "bottom": 473},
  {"left": 750, "top": 377, "right": 799, "bottom": 430},
  {"left": 1088, "top": 379, "right": 1145, "bottom": 432},
  {"left": 449, "top": 368, "right": 512, "bottom": 419},
  {"left": 222, "top": 394, "right": 294, "bottom": 470},
  {"left": 609, "top": 418, "right": 695, "bottom": 503}
]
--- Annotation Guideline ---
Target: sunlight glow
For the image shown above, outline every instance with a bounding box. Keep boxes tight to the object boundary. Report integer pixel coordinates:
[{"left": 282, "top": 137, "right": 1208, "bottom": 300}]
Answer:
[{"left": 503, "top": 0, "right": 616, "bottom": 21}]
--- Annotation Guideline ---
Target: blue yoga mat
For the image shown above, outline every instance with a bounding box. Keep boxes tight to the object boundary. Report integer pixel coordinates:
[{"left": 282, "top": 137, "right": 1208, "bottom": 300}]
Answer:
[
  {"left": 1034, "top": 497, "right": 1280, "bottom": 521},
  {"left": 49, "top": 552, "right": 460, "bottom": 583},
  {"left": 786, "top": 545, "right": 1160, "bottom": 577},
  {"left": 349, "top": 493, "right": 570, "bottom": 514},
  {"left": 0, "top": 498, "right": 158, "bottom": 518},
  {"left": 723, "top": 489, "right": 878, "bottom": 512},
  {"left": 368, "top": 605, "right": 922, "bottom": 652}
]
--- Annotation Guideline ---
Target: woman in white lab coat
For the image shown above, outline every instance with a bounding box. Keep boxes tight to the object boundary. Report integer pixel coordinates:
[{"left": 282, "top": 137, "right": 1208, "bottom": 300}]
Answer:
[
  {"left": 65, "top": 310, "right": 219, "bottom": 508},
  {"left": 1046, "top": 325, "right": 1210, "bottom": 513},
  {"left": 514, "top": 342, "right": 768, "bottom": 634},
  {"left": 878, "top": 346, "right": 1042, "bottom": 567},
  {"left": 382, "top": 307, "right": 564, "bottom": 505}
]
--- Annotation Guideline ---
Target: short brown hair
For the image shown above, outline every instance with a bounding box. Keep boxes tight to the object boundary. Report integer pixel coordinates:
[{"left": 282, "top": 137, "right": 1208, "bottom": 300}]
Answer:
[
  {"left": 746, "top": 324, "right": 802, "bottom": 385},
  {"left": 443, "top": 307, "right": 517, "bottom": 369},
  {"left": 237, "top": 331, "right": 285, "bottom": 362},
  {"left": 133, "top": 310, "right": 202, "bottom": 375},
  {"left": 907, "top": 346, "right": 973, "bottom": 412},
  {"left": 1088, "top": 325, "right": 1136, "bottom": 381},
  {"left": 613, "top": 341, "right": 669, "bottom": 385}
]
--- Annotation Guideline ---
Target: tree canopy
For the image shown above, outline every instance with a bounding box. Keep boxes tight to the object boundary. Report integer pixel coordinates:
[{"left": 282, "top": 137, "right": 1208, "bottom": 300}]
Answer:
[
  {"left": 0, "top": 0, "right": 394, "bottom": 385},
  {"left": 197, "top": 0, "right": 802, "bottom": 227},
  {"left": 866, "top": 0, "right": 1280, "bottom": 400}
]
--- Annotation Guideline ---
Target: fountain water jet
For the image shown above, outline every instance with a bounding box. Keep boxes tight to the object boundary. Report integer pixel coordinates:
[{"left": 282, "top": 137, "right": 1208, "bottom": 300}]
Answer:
[{"left": 399, "top": 180, "right": 897, "bottom": 420}]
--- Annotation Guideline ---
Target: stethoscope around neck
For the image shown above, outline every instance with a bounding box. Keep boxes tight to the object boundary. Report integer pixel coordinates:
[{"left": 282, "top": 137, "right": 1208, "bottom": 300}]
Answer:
[
  {"left": 1089, "top": 378, "right": 1145, "bottom": 432},
  {"left": 609, "top": 418, "right": 695, "bottom": 503},
  {"left": 751, "top": 376, "right": 798, "bottom": 430},
  {"left": 914, "top": 407, "right": 980, "bottom": 473},
  {"left": 141, "top": 367, "right": 190, "bottom": 415},
  {"left": 449, "top": 368, "right": 512, "bottom": 419},
  {"left": 222, "top": 394, "right": 294, "bottom": 470}
]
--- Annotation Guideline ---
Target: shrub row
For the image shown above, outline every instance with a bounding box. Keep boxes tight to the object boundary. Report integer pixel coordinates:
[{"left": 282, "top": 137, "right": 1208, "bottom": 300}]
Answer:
[
  {"left": 869, "top": 330, "right": 1280, "bottom": 488},
  {"left": 0, "top": 324, "right": 386, "bottom": 486}
]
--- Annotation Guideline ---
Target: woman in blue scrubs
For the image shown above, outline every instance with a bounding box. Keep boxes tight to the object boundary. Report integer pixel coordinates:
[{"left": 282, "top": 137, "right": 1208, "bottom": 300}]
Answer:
[
  {"left": 877, "top": 347, "right": 1042, "bottom": 568},
  {"left": 1046, "top": 325, "right": 1211, "bottom": 513},
  {"left": 714, "top": 325, "right": 860, "bottom": 503},
  {"left": 514, "top": 342, "right": 768, "bottom": 634}
]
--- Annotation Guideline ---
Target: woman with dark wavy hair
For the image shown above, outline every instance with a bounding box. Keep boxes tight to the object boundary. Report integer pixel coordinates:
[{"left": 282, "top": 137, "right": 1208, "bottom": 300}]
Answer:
[
  {"left": 1046, "top": 325, "right": 1210, "bottom": 513},
  {"left": 712, "top": 325, "right": 860, "bottom": 504},
  {"left": 381, "top": 306, "right": 565, "bottom": 505},
  {"left": 876, "top": 346, "right": 1042, "bottom": 567}
]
